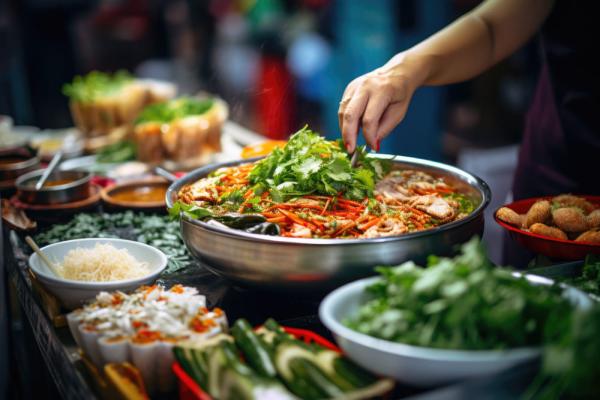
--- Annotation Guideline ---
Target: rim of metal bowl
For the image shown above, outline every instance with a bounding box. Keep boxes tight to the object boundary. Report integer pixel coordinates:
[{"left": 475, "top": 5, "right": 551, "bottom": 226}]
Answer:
[
  {"left": 166, "top": 154, "right": 492, "bottom": 245},
  {"left": 0, "top": 154, "right": 40, "bottom": 171},
  {"left": 16, "top": 168, "right": 92, "bottom": 191}
]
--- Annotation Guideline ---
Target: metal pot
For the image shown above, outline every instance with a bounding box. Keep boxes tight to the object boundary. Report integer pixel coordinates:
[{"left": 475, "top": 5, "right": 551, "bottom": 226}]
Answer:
[
  {"left": 16, "top": 169, "right": 91, "bottom": 204},
  {"left": 0, "top": 147, "right": 40, "bottom": 189},
  {"left": 166, "top": 155, "right": 491, "bottom": 290}
]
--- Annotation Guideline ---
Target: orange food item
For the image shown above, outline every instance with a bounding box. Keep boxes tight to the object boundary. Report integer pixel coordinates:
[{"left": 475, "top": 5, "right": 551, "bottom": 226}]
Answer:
[{"left": 241, "top": 140, "right": 287, "bottom": 159}]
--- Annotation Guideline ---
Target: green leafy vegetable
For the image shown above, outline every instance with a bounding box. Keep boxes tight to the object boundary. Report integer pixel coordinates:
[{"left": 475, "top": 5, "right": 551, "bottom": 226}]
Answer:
[
  {"left": 135, "top": 97, "right": 214, "bottom": 125},
  {"left": 443, "top": 192, "right": 476, "bottom": 214},
  {"left": 345, "top": 237, "right": 572, "bottom": 350},
  {"left": 563, "top": 255, "right": 600, "bottom": 296},
  {"left": 96, "top": 141, "right": 136, "bottom": 163},
  {"left": 345, "top": 238, "right": 600, "bottom": 398},
  {"left": 248, "top": 126, "right": 391, "bottom": 201},
  {"left": 34, "top": 211, "right": 192, "bottom": 273},
  {"left": 62, "top": 70, "right": 133, "bottom": 102},
  {"left": 168, "top": 200, "right": 213, "bottom": 220}
]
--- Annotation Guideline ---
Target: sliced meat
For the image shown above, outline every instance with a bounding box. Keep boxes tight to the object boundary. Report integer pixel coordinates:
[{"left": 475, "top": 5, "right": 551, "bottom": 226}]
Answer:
[
  {"left": 362, "top": 217, "right": 407, "bottom": 238},
  {"left": 289, "top": 223, "right": 312, "bottom": 238},
  {"left": 375, "top": 175, "right": 413, "bottom": 202},
  {"left": 411, "top": 195, "right": 455, "bottom": 221}
]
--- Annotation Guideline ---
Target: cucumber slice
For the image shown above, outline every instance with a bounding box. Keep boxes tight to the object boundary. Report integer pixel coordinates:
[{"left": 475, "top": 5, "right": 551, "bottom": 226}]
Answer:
[
  {"left": 330, "top": 379, "right": 395, "bottom": 400},
  {"left": 292, "top": 358, "right": 345, "bottom": 398},
  {"left": 207, "top": 346, "right": 229, "bottom": 398},
  {"left": 232, "top": 319, "right": 277, "bottom": 378}
]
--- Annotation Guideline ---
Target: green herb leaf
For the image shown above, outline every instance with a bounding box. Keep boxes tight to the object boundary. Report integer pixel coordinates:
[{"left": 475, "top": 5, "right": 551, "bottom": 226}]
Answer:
[{"left": 248, "top": 126, "right": 390, "bottom": 200}]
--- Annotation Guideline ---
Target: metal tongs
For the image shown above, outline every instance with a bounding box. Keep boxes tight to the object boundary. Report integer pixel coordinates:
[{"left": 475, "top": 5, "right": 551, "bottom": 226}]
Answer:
[{"left": 350, "top": 150, "right": 360, "bottom": 168}]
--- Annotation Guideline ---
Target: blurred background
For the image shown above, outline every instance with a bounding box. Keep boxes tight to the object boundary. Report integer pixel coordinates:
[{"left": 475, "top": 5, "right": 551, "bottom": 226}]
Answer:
[{"left": 0, "top": 0, "right": 540, "bottom": 257}]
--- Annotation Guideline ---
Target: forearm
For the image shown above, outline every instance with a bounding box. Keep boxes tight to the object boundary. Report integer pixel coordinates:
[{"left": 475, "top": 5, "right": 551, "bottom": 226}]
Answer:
[{"left": 383, "top": 0, "right": 554, "bottom": 87}]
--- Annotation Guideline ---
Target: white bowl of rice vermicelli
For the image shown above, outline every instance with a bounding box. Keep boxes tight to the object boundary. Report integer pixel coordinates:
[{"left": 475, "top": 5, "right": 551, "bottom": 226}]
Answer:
[{"left": 28, "top": 238, "right": 167, "bottom": 308}]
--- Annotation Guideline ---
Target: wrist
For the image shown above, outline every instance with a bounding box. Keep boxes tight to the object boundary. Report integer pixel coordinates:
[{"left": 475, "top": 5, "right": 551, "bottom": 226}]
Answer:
[{"left": 381, "top": 51, "right": 433, "bottom": 90}]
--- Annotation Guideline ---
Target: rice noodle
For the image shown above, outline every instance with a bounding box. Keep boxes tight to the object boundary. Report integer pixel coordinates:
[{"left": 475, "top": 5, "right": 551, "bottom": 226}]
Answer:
[{"left": 58, "top": 243, "right": 149, "bottom": 281}]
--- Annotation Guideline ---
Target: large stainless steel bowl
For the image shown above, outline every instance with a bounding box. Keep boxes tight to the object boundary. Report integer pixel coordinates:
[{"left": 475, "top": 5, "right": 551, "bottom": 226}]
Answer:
[{"left": 166, "top": 155, "right": 491, "bottom": 290}]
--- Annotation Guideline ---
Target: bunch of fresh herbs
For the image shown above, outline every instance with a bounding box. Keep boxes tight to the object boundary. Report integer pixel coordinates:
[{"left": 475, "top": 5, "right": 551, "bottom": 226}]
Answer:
[
  {"left": 563, "top": 255, "right": 600, "bottom": 296},
  {"left": 96, "top": 140, "right": 136, "bottom": 163},
  {"left": 34, "top": 211, "right": 192, "bottom": 273},
  {"left": 248, "top": 126, "right": 391, "bottom": 201},
  {"left": 62, "top": 70, "right": 133, "bottom": 103},
  {"left": 345, "top": 237, "right": 600, "bottom": 397},
  {"left": 134, "top": 97, "right": 214, "bottom": 125},
  {"left": 345, "top": 237, "right": 572, "bottom": 350}
]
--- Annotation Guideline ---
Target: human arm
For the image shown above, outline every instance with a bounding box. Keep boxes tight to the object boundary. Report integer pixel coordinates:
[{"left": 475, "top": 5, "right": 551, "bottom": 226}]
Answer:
[{"left": 339, "top": 0, "right": 555, "bottom": 152}]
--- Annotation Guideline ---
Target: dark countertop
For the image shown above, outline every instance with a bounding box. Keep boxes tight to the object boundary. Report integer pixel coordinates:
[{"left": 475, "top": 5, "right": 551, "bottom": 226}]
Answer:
[{"left": 3, "top": 218, "right": 539, "bottom": 400}]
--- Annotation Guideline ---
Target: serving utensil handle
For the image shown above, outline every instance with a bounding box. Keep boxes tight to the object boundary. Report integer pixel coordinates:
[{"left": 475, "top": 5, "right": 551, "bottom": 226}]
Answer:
[{"left": 35, "top": 151, "right": 63, "bottom": 190}]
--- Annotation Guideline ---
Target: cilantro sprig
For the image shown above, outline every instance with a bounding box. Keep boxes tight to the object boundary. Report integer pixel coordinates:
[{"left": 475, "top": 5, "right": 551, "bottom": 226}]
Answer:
[{"left": 248, "top": 126, "right": 390, "bottom": 201}]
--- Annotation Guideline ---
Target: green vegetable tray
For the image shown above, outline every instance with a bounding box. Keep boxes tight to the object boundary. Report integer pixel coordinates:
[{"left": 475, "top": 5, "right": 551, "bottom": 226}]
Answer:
[{"left": 172, "top": 326, "right": 339, "bottom": 400}]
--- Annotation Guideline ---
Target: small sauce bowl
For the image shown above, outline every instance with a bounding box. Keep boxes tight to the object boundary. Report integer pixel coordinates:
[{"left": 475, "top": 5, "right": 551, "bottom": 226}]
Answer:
[{"left": 16, "top": 169, "right": 91, "bottom": 204}]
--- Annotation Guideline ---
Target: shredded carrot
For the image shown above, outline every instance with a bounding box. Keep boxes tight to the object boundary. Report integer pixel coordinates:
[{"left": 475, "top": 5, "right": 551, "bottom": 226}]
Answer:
[{"left": 359, "top": 217, "right": 381, "bottom": 231}]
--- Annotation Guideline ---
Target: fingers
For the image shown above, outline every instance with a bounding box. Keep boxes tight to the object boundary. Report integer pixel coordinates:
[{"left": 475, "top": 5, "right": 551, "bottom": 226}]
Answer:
[
  {"left": 338, "top": 80, "right": 359, "bottom": 145},
  {"left": 340, "top": 90, "right": 369, "bottom": 153},
  {"left": 361, "top": 91, "right": 390, "bottom": 150},
  {"left": 376, "top": 101, "right": 410, "bottom": 140}
]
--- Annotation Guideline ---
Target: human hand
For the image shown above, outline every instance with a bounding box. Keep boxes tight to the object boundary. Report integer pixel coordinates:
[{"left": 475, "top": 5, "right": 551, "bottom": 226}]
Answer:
[{"left": 338, "top": 53, "right": 425, "bottom": 153}]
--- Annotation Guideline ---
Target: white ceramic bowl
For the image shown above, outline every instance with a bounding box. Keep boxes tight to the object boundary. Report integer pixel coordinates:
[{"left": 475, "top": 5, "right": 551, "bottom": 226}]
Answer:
[
  {"left": 29, "top": 238, "right": 167, "bottom": 309},
  {"left": 319, "top": 274, "right": 592, "bottom": 387}
]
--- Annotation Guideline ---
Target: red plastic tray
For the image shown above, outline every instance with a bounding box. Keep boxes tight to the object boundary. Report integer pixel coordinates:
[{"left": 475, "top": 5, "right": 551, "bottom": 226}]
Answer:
[
  {"left": 172, "top": 326, "right": 340, "bottom": 400},
  {"left": 494, "top": 195, "right": 600, "bottom": 260}
]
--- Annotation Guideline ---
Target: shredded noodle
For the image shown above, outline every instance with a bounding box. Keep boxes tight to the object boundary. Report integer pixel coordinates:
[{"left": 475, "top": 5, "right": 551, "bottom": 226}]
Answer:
[{"left": 58, "top": 243, "right": 149, "bottom": 281}]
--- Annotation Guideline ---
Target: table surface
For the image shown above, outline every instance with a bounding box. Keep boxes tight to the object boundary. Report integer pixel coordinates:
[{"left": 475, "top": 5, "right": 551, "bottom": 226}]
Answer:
[
  {"left": 0, "top": 122, "right": 539, "bottom": 399},
  {"left": 4, "top": 229, "right": 539, "bottom": 400}
]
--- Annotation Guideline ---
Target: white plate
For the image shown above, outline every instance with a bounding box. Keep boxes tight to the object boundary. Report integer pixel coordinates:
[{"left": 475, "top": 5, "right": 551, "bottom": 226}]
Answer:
[{"left": 319, "top": 274, "right": 592, "bottom": 386}]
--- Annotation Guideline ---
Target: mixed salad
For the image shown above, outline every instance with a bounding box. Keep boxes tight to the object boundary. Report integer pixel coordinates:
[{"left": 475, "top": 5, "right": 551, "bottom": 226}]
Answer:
[{"left": 172, "top": 127, "right": 477, "bottom": 239}]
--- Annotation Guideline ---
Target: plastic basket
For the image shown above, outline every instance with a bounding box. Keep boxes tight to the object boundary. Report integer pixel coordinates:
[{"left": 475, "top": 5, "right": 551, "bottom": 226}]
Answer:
[{"left": 172, "top": 326, "right": 340, "bottom": 400}]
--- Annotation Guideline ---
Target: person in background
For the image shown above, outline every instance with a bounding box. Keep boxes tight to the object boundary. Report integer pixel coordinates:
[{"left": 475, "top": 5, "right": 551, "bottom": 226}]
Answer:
[{"left": 338, "top": 0, "right": 599, "bottom": 200}]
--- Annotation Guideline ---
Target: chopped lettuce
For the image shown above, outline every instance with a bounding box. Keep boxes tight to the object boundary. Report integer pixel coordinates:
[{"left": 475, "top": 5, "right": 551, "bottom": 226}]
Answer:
[
  {"left": 135, "top": 97, "right": 214, "bottom": 125},
  {"left": 62, "top": 70, "right": 133, "bottom": 102}
]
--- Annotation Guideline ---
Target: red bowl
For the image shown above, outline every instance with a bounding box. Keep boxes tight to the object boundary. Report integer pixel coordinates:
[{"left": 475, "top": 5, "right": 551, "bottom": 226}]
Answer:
[{"left": 494, "top": 195, "right": 600, "bottom": 260}]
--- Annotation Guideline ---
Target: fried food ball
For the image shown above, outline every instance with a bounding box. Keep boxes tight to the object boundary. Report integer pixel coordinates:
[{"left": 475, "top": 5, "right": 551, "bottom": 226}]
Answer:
[
  {"left": 529, "top": 223, "right": 568, "bottom": 240},
  {"left": 552, "top": 207, "right": 588, "bottom": 232},
  {"left": 587, "top": 209, "right": 600, "bottom": 229},
  {"left": 496, "top": 207, "right": 524, "bottom": 227},
  {"left": 575, "top": 229, "right": 600, "bottom": 244},
  {"left": 523, "top": 200, "right": 551, "bottom": 228},
  {"left": 552, "top": 194, "right": 595, "bottom": 214}
]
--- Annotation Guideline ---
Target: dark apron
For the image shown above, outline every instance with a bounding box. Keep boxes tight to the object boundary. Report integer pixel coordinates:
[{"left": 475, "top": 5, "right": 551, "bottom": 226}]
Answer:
[{"left": 513, "top": 1, "right": 600, "bottom": 200}]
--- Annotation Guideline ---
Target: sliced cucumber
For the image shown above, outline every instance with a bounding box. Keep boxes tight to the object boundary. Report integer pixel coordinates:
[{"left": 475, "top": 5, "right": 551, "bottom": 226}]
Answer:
[
  {"left": 292, "top": 358, "right": 345, "bottom": 398},
  {"left": 232, "top": 319, "right": 277, "bottom": 378},
  {"left": 207, "top": 346, "right": 229, "bottom": 398},
  {"left": 330, "top": 379, "right": 395, "bottom": 400}
]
